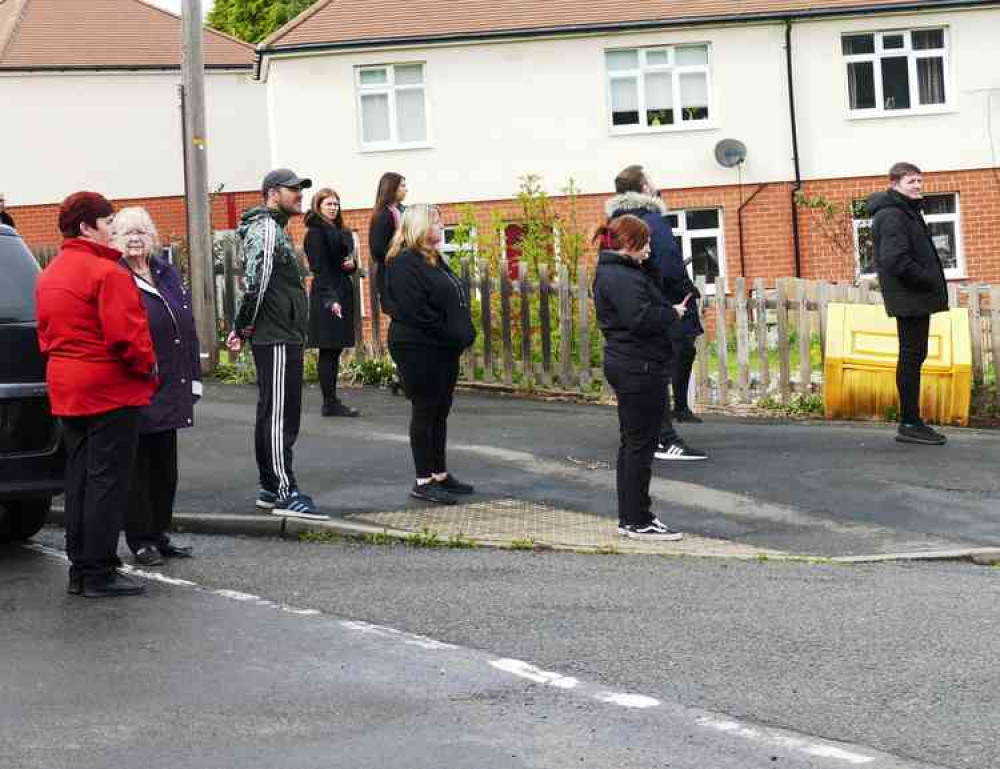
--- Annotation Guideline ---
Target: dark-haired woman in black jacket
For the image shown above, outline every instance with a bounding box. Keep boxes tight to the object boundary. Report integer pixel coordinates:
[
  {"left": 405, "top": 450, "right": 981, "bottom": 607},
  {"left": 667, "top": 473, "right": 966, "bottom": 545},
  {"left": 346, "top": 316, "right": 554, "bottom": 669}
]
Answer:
[
  {"left": 368, "top": 172, "right": 407, "bottom": 313},
  {"left": 385, "top": 204, "right": 476, "bottom": 506},
  {"left": 305, "top": 188, "right": 359, "bottom": 417}
]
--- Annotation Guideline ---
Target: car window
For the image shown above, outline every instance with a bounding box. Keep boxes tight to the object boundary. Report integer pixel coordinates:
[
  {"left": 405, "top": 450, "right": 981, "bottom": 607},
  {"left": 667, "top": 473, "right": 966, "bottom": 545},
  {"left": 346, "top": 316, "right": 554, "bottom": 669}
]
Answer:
[{"left": 0, "top": 234, "right": 40, "bottom": 323}]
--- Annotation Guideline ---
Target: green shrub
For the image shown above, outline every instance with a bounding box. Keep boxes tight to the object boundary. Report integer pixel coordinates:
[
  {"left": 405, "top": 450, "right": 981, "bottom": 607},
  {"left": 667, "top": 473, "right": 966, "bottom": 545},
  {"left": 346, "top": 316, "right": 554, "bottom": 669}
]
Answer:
[{"left": 341, "top": 354, "right": 397, "bottom": 388}]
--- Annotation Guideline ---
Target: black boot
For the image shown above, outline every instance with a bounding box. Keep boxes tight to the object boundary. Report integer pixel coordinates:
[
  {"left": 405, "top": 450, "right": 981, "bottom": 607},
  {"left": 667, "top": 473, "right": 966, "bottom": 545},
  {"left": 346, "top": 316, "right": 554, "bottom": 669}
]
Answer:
[
  {"left": 80, "top": 570, "right": 145, "bottom": 598},
  {"left": 322, "top": 399, "right": 360, "bottom": 417}
]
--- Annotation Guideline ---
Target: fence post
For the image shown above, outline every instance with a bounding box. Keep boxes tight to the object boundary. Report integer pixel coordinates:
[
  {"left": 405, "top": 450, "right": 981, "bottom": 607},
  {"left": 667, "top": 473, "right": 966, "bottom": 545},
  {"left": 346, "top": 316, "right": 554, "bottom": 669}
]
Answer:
[
  {"left": 500, "top": 259, "right": 514, "bottom": 387},
  {"left": 538, "top": 263, "right": 553, "bottom": 388},
  {"left": 715, "top": 285, "right": 729, "bottom": 405},
  {"left": 817, "top": 281, "right": 830, "bottom": 367},
  {"left": 735, "top": 277, "right": 750, "bottom": 402},
  {"left": 753, "top": 278, "right": 769, "bottom": 398},
  {"left": 991, "top": 286, "right": 1000, "bottom": 413},
  {"left": 461, "top": 259, "right": 475, "bottom": 381},
  {"left": 519, "top": 262, "right": 533, "bottom": 386},
  {"left": 947, "top": 282, "right": 959, "bottom": 308},
  {"left": 221, "top": 237, "right": 237, "bottom": 331},
  {"left": 578, "top": 266, "right": 591, "bottom": 390},
  {"left": 558, "top": 263, "right": 573, "bottom": 389},
  {"left": 368, "top": 258, "right": 382, "bottom": 353},
  {"left": 968, "top": 284, "right": 984, "bottom": 389},
  {"left": 479, "top": 259, "right": 493, "bottom": 382},
  {"left": 798, "top": 279, "right": 812, "bottom": 395},
  {"left": 694, "top": 276, "right": 709, "bottom": 404},
  {"left": 776, "top": 279, "right": 791, "bottom": 405},
  {"left": 351, "top": 268, "right": 365, "bottom": 361}
]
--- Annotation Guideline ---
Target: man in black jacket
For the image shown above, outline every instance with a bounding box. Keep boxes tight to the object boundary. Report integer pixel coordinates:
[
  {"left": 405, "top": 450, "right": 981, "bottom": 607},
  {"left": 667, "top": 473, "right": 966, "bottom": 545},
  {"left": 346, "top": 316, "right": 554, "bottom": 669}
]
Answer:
[
  {"left": 0, "top": 193, "right": 16, "bottom": 229},
  {"left": 605, "top": 165, "right": 707, "bottom": 461},
  {"left": 870, "top": 161, "right": 949, "bottom": 445}
]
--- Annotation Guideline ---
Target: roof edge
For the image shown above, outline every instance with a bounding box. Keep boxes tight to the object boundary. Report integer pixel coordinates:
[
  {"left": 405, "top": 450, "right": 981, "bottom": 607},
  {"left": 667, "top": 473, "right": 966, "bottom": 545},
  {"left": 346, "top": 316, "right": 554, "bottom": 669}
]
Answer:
[
  {"left": 130, "top": 0, "right": 256, "bottom": 52},
  {"left": 261, "top": 0, "right": 336, "bottom": 48},
  {"left": 0, "top": 0, "right": 30, "bottom": 61},
  {"left": 0, "top": 63, "right": 253, "bottom": 73},
  {"left": 260, "top": 0, "right": 1000, "bottom": 55}
]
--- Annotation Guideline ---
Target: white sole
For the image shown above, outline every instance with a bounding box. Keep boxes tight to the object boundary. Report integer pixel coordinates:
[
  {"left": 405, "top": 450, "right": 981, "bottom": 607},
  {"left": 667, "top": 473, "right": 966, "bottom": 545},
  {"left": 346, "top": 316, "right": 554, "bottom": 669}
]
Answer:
[
  {"left": 256, "top": 500, "right": 276, "bottom": 509},
  {"left": 626, "top": 531, "right": 684, "bottom": 542},
  {"left": 270, "top": 509, "right": 330, "bottom": 521},
  {"left": 653, "top": 453, "right": 708, "bottom": 461}
]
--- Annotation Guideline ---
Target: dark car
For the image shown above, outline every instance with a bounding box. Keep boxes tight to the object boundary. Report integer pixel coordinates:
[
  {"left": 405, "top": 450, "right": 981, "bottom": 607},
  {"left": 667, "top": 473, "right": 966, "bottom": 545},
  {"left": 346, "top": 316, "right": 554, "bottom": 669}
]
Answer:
[{"left": 0, "top": 225, "right": 63, "bottom": 542}]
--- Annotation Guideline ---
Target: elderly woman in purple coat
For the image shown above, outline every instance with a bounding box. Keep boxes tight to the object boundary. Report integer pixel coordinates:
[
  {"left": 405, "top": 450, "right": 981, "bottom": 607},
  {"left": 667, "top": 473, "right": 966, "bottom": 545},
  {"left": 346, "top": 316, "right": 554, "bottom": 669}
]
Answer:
[{"left": 112, "top": 207, "right": 202, "bottom": 566}]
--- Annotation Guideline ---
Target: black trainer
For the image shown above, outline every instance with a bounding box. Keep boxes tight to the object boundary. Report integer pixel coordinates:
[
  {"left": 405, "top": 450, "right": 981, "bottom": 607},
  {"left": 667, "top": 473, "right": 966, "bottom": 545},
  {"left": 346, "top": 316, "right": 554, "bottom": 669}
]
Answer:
[
  {"left": 623, "top": 523, "right": 684, "bottom": 542},
  {"left": 322, "top": 400, "right": 360, "bottom": 417},
  {"left": 80, "top": 571, "right": 146, "bottom": 598},
  {"left": 654, "top": 441, "right": 708, "bottom": 461},
  {"left": 134, "top": 546, "right": 164, "bottom": 567},
  {"left": 410, "top": 481, "right": 458, "bottom": 505},
  {"left": 896, "top": 422, "right": 947, "bottom": 445},
  {"left": 672, "top": 408, "right": 703, "bottom": 424},
  {"left": 437, "top": 475, "right": 474, "bottom": 495}
]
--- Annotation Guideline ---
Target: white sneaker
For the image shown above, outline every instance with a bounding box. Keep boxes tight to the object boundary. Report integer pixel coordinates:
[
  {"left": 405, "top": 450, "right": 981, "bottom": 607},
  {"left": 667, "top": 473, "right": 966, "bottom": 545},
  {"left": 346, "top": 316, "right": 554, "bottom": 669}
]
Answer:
[
  {"left": 623, "top": 523, "right": 683, "bottom": 542},
  {"left": 655, "top": 442, "right": 708, "bottom": 461}
]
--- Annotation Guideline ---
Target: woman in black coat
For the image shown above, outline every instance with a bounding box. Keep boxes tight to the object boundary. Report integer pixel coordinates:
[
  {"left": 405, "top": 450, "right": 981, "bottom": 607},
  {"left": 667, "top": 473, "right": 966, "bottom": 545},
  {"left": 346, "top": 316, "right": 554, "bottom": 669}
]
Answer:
[
  {"left": 305, "top": 188, "right": 359, "bottom": 417},
  {"left": 368, "top": 172, "right": 407, "bottom": 313},
  {"left": 385, "top": 204, "right": 476, "bottom": 506}
]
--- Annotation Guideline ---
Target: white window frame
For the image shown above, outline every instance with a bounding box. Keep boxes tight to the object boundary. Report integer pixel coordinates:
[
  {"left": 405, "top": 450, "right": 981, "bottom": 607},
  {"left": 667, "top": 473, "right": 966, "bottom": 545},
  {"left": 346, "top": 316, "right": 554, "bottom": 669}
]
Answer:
[
  {"left": 841, "top": 27, "right": 952, "bottom": 119},
  {"left": 441, "top": 225, "right": 478, "bottom": 262},
  {"left": 604, "top": 44, "right": 714, "bottom": 135},
  {"left": 668, "top": 208, "right": 726, "bottom": 294},
  {"left": 853, "top": 193, "right": 964, "bottom": 280},
  {"left": 355, "top": 62, "right": 431, "bottom": 151}
]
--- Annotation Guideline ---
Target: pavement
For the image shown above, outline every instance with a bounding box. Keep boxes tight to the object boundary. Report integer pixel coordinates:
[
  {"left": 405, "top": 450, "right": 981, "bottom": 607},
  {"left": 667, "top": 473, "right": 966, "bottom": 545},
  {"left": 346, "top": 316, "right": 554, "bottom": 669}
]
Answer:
[{"left": 143, "top": 382, "right": 1000, "bottom": 559}]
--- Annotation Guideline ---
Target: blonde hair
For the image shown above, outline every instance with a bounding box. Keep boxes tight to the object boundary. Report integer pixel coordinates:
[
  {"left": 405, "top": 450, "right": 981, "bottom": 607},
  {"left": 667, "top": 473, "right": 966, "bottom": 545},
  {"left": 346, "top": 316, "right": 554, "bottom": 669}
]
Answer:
[
  {"left": 386, "top": 204, "right": 440, "bottom": 265},
  {"left": 111, "top": 206, "right": 160, "bottom": 256}
]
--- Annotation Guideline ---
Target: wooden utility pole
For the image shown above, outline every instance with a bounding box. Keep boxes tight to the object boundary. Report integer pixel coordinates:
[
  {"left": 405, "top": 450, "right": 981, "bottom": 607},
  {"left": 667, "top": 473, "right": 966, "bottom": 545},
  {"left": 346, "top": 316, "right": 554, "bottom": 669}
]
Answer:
[{"left": 181, "top": 0, "right": 217, "bottom": 371}]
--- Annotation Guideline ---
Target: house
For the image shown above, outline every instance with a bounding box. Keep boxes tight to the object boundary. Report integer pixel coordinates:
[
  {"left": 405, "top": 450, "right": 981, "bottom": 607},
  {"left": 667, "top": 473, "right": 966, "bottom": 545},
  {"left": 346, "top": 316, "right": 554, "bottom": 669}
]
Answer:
[
  {"left": 258, "top": 0, "right": 1000, "bottom": 289},
  {"left": 0, "top": 0, "right": 270, "bottom": 246}
]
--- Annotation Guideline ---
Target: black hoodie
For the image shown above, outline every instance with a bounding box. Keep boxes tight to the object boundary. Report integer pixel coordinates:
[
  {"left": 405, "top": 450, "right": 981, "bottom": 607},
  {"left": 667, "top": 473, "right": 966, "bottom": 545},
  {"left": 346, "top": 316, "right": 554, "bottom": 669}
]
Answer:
[{"left": 868, "top": 189, "right": 948, "bottom": 318}]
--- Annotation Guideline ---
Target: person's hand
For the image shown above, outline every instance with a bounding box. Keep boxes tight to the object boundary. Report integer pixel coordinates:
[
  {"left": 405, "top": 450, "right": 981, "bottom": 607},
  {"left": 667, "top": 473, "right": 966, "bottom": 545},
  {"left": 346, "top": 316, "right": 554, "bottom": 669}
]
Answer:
[
  {"left": 673, "top": 293, "right": 692, "bottom": 318},
  {"left": 341, "top": 259, "right": 355, "bottom": 272},
  {"left": 226, "top": 330, "right": 243, "bottom": 353},
  {"left": 330, "top": 302, "right": 343, "bottom": 318}
]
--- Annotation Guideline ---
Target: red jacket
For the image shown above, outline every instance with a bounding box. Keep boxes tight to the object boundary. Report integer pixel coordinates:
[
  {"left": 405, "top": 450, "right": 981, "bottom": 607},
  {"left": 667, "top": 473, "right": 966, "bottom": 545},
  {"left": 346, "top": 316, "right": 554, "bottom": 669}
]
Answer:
[{"left": 36, "top": 238, "right": 157, "bottom": 416}]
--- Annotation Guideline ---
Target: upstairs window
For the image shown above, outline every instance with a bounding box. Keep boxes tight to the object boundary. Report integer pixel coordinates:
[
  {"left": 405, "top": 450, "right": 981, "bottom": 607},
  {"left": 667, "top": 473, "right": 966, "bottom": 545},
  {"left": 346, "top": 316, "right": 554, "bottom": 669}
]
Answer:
[
  {"left": 356, "top": 63, "right": 428, "bottom": 149},
  {"left": 842, "top": 28, "right": 948, "bottom": 116},
  {"left": 605, "top": 44, "right": 711, "bottom": 132}
]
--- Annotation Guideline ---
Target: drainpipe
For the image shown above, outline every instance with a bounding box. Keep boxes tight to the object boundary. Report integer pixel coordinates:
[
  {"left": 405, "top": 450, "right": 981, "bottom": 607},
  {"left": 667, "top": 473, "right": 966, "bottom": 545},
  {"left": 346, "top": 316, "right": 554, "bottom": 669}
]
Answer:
[
  {"left": 737, "top": 183, "right": 768, "bottom": 278},
  {"left": 785, "top": 19, "right": 803, "bottom": 278}
]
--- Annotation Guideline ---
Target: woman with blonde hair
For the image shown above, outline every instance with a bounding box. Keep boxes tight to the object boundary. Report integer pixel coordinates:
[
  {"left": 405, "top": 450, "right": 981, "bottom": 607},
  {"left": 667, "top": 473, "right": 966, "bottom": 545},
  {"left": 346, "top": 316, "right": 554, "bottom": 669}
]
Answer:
[
  {"left": 384, "top": 204, "right": 475, "bottom": 505},
  {"left": 112, "top": 207, "right": 201, "bottom": 565}
]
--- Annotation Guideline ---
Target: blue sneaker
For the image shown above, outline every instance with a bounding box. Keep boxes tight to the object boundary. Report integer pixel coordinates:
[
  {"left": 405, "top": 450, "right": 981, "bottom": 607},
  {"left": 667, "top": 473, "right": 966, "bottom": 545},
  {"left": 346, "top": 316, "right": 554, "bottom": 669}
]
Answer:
[
  {"left": 273, "top": 491, "right": 328, "bottom": 521},
  {"left": 256, "top": 489, "right": 279, "bottom": 510}
]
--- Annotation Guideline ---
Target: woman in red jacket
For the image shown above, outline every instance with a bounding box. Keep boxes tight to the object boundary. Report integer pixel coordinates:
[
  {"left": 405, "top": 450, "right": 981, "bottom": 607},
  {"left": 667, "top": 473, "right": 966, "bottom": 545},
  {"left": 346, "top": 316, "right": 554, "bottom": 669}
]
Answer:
[{"left": 36, "top": 192, "right": 157, "bottom": 598}]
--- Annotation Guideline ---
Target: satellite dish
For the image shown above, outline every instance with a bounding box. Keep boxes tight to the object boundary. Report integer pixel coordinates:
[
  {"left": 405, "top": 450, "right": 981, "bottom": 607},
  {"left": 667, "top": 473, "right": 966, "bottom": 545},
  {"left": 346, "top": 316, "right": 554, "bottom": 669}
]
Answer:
[{"left": 714, "top": 139, "right": 747, "bottom": 168}]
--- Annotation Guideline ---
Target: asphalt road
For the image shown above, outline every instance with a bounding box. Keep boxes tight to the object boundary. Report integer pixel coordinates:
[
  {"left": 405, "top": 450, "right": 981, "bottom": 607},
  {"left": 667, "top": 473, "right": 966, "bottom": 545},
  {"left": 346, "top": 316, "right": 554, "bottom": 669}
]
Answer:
[
  {"left": 176, "top": 383, "right": 1000, "bottom": 556},
  {"left": 9, "top": 529, "right": 999, "bottom": 769}
]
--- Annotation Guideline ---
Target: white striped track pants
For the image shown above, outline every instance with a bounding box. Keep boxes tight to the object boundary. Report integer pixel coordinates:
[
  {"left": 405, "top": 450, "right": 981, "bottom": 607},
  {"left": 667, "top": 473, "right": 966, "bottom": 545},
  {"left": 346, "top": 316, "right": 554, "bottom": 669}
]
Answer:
[{"left": 251, "top": 343, "right": 303, "bottom": 498}]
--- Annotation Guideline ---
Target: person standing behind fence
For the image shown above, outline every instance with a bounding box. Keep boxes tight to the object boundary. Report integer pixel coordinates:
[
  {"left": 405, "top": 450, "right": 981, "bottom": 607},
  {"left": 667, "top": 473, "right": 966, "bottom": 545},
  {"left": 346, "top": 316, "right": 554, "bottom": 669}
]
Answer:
[
  {"left": 606, "top": 165, "right": 707, "bottom": 460},
  {"left": 36, "top": 192, "right": 157, "bottom": 597},
  {"left": 385, "top": 204, "right": 476, "bottom": 505},
  {"left": 368, "top": 172, "right": 407, "bottom": 313},
  {"left": 593, "top": 215, "right": 688, "bottom": 541},
  {"left": 869, "top": 162, "right": 949, "bottom": 446},
  {"left": 226, "top": 169, "right": 328, "bottom": 520},
  {"left": 304, "top": 188, "right": 360, "bottom": 418},
  {"left": 112, "top": 207, "right": 201, "bottom": 566},
  {"left": 0, "top": 193, "right": 15, "bottom": 229}
]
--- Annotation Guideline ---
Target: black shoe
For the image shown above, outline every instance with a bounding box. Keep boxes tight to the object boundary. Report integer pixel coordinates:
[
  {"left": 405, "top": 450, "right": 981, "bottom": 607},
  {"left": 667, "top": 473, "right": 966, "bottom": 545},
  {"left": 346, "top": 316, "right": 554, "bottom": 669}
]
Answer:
[
  {"left": 80, "top": 571, "right": 146, "bottom": 598},
  {"left": 654, "top": 441, "right": 708, "bottom": 461},
  {"left": 896, "top": 422, "right": 947, "bottom": 445},
  {"left": 158, "top": 543, "right": 193, "bottom": 559},
  {"left": 67, "top": 573, "right": 83, "bottom": 595},
  {"left": 410, "top": 481, "right": 458, "bottom": 505},
  {"left": 672, "top": 408, "right": 703, "bottom": 424},
  {"left": 322, "top": 400, "right": 360, "bottom": 417},
  {"left": 623, "top": 523, "right": 684, "bottom": 542},
  {"left": 436, "top": 474, "right": 474, "bottom": 495},
  {"left": 390, "top": 380, "right": 402, "bottom": 396},
  {"left": 134, "top": 546, "right": 164, "bottom": 567}
]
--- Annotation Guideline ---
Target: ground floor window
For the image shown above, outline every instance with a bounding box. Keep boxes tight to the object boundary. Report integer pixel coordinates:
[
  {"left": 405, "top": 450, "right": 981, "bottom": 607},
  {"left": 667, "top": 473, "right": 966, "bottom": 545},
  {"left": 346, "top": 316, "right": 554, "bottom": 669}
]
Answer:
[{"left": 665, "top": 208, "right": 725, "bottom": 291}]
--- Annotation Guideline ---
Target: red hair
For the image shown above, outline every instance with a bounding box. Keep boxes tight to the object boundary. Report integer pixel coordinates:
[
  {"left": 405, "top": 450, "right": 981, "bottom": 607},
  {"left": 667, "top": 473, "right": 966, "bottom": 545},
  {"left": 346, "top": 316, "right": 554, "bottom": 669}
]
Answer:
[{"left": 593, "top": 215, "right": 650, "bottom": 252}]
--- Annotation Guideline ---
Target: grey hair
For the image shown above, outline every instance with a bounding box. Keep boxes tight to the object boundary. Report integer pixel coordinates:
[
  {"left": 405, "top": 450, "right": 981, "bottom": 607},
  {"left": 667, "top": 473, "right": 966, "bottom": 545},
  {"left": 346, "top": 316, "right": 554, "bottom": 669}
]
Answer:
[{"left": 111, "top": 206, "right": 160, "bottom": 255}]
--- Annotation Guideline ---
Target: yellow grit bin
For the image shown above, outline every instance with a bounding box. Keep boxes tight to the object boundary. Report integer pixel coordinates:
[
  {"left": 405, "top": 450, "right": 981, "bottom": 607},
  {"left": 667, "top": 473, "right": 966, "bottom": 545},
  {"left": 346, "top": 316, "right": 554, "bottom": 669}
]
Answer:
[{"left": 824, "top": 303, "right": 972, "bottom": 426}]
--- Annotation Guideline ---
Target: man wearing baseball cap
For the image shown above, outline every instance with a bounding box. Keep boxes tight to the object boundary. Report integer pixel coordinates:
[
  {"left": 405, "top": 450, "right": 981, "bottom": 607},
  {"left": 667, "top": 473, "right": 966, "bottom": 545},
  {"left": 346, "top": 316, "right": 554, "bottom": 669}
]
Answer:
[{"left": 227, "top": 169, "right": 326, "bottom": 519}]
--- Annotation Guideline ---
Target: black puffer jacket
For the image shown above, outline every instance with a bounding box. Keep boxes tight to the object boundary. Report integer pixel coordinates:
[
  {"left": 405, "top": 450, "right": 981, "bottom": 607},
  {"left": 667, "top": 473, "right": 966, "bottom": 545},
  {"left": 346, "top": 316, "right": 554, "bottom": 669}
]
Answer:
[
  {"left": 593, "top": 249, "right": 679, "bottom": 367},
  {"left": 385, "top": 248, "right": 475, "bottom": 351},
  {"left": 869, "top": 190, "right": 948, "bottom": 318},
  {"left": 304, "top": 212, "right": 357, "bottom": 349}
]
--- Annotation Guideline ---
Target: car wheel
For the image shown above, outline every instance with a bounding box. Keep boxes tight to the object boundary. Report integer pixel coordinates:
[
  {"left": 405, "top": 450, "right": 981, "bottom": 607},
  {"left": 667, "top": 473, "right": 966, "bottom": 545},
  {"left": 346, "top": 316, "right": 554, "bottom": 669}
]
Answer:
[{"left": 0, "top": 497, "right": 51, "bottom": 542}]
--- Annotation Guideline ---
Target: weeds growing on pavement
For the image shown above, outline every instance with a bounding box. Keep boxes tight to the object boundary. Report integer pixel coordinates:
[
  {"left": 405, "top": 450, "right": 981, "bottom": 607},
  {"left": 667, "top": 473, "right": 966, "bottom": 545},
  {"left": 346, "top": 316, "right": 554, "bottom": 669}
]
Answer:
[
  {"left": 363, "top": 531, "right": 396, "bottom": 546},
  {"left": 592, "top": 544, "right": 620, "bottom": 555},
  {"left": 447, "top": 533, "right": 478, "bottom": 549},
  {"left": 757, "top": 393, "right": 824, "bottom": 417},
  {"left": 508, "top": 538, "right": 537, "bottom": 551},
  {"left": 298, "top": 530, "right": 348, "bottom": 544},
  {"left": 405, "top": 528, "right": 443, "bottom": 548}
]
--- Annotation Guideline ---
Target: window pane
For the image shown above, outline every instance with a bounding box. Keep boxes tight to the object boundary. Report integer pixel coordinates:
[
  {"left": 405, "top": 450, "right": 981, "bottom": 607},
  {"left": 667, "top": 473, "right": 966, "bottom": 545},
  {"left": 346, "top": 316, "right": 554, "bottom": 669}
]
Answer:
[
  {"left": 666, "top": 214, "right": 680, "bottom": 230},
  {"left": 923, "top": 194, "right": 956, "bottom": 215},
  {"left": 842, "top": 34, "right": 875, "bottom": 55},
  {"left": 606, "top": 50, "right": 638, "bottom": 71},
  {"left": 855, "top": 223, "right": 875, "bottom": 274},
  {"left": 675, "top": 45, "right": 709, "bottom": 65},
  {"left": 686, "top": 209, "right": 719, "bottom": 230},
  {"left": 690, "top": 237, "right": 721, "bottom": 284},
  {"left": 394, "top": 63, "right": 423, "bottom": 85},
  {"left": 396, "top": 88, "right": 427, "bottom": 143},
  {"left": 645, "top": 49, "right": 669, "bottom": 66},
  {"left": 847, "top": 61, "right": 876, "bottom": 109},
  {"left": 644, "top": 71, "right": 674, "bottom": 126},
  {"left": 360, "top": 93, "right": 390, "bottom": 143},
  {"left": 917, "top": 57, "right": 946, "bottom": 104},
  {"left": 359, "top": 68, "right": 388, "bottom": 86},
  {"left": 912, "top": 29, "right": 945, "bottom": 50},
  {"left": 610, "top": 77, "right": 639, "bottom": 126},
  {"left": 881, "top": 57, "right": 910, "bottom": 110},
  {"left": 679, "top": 72, "right": 709, "bottom": 121},
  {"left": 928, "top": 221, "right": 957, "bottom": 270},
  {"left": 882, "top": 33, "right": 905, "bottom": 50}
]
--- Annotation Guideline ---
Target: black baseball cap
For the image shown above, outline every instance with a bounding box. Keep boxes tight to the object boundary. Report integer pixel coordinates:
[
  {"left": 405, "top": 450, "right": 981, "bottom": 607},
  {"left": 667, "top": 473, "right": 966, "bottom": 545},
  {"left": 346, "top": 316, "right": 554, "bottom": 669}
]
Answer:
[{"left": 262, "top": 168, "right": 312, "bottom": 194}]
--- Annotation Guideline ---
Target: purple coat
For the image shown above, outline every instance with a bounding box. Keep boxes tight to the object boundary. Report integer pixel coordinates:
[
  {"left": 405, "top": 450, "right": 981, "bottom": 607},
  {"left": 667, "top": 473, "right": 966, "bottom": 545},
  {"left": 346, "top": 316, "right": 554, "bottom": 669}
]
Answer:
[{"left": 124, "top": 256, "right": 202, "bottom": 434}]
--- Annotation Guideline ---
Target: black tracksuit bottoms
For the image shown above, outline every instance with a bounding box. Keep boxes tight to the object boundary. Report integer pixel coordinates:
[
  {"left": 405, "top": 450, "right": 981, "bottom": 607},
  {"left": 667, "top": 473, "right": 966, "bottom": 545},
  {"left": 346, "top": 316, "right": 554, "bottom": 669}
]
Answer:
[
  {"left": 390, "top": 345, "right": 461, "bottom": 478},
  {"left": 252, "top": 343, "right": 303, "bottom": 498},
  {"left": 605, "top": 358, "right": 666, "bottom": 528},
  {"left": 896, "top": 315, "right": 930, "bottom": 425},
  {"left": 126, "top": 429, "right": 178, "bottom": 553},
  {"left": 61, "top": 406, "right": 140, "bottom": 580}
]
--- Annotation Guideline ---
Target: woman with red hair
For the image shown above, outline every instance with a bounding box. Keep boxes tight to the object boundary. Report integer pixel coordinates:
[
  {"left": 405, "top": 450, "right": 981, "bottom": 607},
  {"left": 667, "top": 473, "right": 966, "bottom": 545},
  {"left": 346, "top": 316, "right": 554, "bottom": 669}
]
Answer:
[
  {"left": 36, "top": 192, "right": 157, "bottom": 597},
  {"left": 593, "top": 215, "right": 690, "bottom": 541}
]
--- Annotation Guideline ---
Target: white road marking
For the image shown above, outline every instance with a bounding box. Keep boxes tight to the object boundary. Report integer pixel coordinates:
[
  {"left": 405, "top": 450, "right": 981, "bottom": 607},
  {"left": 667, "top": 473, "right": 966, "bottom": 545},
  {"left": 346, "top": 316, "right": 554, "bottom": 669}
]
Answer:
[
  {"left": 595, "top": 692, "right": 660, "bottom": 709},
  {"left": 490, "top": 659, "right": 579, "bottom": 689},
  {"left": 697, "top": 716, "right": 875, "bottom": 765},
  {"left": 340, "top": 620, "right": 458, "bottom": 650}
]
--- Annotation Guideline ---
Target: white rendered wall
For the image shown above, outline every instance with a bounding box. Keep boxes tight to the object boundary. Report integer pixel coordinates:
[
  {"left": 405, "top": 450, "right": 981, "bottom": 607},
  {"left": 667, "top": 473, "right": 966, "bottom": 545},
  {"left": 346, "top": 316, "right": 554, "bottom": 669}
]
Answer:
[
  {"left": 265, "top": 23, "right": 794, "bottom": 209},
  {"left": 1, "top": 70, "right": 269, "bottom": 205}
]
